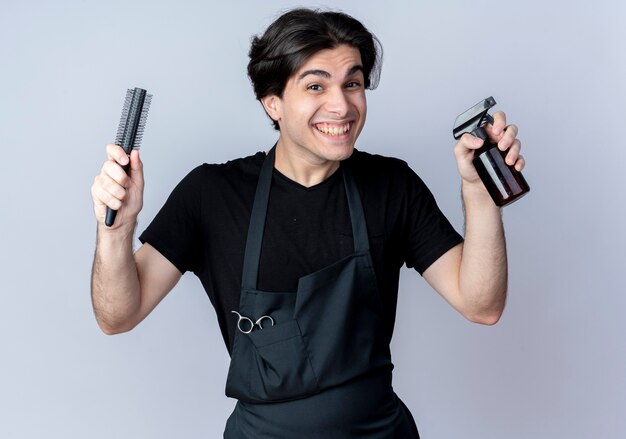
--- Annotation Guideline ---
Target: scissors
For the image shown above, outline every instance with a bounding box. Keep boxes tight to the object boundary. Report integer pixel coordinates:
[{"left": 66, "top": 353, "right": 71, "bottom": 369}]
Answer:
[{"left": 231, "top": 310, "right": 275, "bottom": 334}]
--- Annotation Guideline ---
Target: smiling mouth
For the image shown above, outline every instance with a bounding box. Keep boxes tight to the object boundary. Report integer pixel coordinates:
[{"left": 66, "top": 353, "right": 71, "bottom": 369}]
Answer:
[{"left": 314, "top": 122, "right": 351, "bottom": 137}]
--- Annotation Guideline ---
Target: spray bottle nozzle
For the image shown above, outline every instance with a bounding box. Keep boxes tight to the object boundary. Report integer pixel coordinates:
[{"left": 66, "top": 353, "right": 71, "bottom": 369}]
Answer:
[{"left": 452, "top": 96, "right": 497, "bottom": 141}]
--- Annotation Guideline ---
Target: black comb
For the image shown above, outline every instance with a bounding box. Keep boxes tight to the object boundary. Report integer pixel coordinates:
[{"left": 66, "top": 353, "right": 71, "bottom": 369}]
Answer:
[{"left": 105, "top": 87, "right": 152, "bottom": 227}]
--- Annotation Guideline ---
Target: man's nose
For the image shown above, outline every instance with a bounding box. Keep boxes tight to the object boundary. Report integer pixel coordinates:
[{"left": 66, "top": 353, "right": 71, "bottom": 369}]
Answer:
[{"left": 324, "top": 87, "right": 349, "bottom": 116}]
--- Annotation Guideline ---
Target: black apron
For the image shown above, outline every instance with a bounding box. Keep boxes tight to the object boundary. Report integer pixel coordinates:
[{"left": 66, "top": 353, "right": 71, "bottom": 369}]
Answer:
[{"left": 224, "top": 148, "right": 420, "bottom": 438}]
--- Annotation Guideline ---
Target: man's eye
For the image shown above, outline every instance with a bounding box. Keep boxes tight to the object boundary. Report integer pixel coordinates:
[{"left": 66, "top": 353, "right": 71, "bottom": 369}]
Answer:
[
  {"left": 346, "top": 81, "right": 361, "bottom": 89},
  {"left": 307, "top": 84, "right": 322, "bottom": 91}
]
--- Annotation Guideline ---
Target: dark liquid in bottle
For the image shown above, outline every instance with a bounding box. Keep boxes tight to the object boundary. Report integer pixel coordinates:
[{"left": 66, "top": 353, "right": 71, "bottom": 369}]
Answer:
[{"left": 473, "top": 143, "right": 530, "bottom": 207}]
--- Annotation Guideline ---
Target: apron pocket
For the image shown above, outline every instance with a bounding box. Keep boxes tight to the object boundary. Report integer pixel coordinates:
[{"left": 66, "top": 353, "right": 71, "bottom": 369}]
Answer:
[{"left": 247, "top": 319, "right": 319, "bottom": 402}]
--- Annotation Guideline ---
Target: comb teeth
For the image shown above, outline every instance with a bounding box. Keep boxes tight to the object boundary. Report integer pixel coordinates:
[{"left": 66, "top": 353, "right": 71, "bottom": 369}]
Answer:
[
  {"left": 115, "top": 90, "right": 132, "bottom": 145},
  {"left": 134, "top": 93, "right": 152, "bottom": 149},
  {"left": 115, "top": 88, "right": 152, "bottom": 153}
]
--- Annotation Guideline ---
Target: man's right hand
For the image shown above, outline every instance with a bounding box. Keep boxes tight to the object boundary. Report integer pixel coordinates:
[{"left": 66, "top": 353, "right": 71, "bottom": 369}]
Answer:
[
  {"left": 91, "top": 144, "right": 144, "bottom": 228},
  {"left": 90, "top": 143, "right": 183, "bottom": 335}
]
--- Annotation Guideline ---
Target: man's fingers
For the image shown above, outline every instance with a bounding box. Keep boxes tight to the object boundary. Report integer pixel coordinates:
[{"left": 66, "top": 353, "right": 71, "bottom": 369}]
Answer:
[
  {"left": 484, "top": 112, "right": 516, "bottom": 144},
  {"left": 457, "top": 133, "right": 483, "bottom": 151},
  {"left": 489, "top": 111, "right": 507, "bottom": 137},
  {"left": 128, "top": 149, "right": 144, "bottom": 185},
  {"left": 496, "top": 124, "right": 519, "bottom": 151},
  {"left": 92, "top": 176, "right": 126, "bottom": 210},
  {"left": 492, "top": 111, "right": 507, "bottom": 135},
  {"left": 106, "top": 143, "right": 129, "bottom": 166},
  {"left": 103, "top": 147, "right": 143, "bottom": 188},
  {"left": 101, "top": 174, "right": 127, "bottom": 200},
  {"left": 102, "top": 160, "right": 130, "bottom": 186},
  {"left": 505, "top": 139, "right": 522, "bottom": 165},
  {"left": 92, "top": 144, "right": 144, "bottom": 225}
]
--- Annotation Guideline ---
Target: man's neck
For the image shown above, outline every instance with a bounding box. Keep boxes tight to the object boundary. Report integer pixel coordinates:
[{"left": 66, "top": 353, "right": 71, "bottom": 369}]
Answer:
[{"left": 273, "top": 141, "right": 341, "bottom": 188}]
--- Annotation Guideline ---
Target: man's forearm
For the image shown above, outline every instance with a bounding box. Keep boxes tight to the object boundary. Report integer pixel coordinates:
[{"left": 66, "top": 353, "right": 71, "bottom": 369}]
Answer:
[
  {"left": 91, "top": 222, "right": 141, "bottom": 334},
  {"left": 458, "top": 181, "right": 508, "bottom": 324}
]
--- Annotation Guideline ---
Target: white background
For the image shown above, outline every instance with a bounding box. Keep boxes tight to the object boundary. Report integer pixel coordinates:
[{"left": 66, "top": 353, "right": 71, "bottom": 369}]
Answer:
[{"left": 1, "top": 0, "right": 624, "bottom": 437}]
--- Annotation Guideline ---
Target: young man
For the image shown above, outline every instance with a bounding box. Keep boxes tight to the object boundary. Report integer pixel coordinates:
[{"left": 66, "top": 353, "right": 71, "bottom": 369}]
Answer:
[{"left": 91, "top": 8, "right": 524, "bottom": 438}]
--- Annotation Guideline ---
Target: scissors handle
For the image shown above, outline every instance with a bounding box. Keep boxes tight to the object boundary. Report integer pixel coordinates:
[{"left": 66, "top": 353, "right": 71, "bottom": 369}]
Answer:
[
  {"left": 255, "top": 315, "right": 274, "bottom": 329},
  {"left": 232, "top": 311, "right": 254, "bottom": 334},
  {"left": 232, "top": 311, "right": 274, "bottom": 333}
]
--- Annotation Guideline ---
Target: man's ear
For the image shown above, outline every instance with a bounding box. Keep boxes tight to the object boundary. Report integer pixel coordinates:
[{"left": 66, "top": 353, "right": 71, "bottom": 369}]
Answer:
[{"left": 261, "top": 95, "right": 281, "bottom": 124}]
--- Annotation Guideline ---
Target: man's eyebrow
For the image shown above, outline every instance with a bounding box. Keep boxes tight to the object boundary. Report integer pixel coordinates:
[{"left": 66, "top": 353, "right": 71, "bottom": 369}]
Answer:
[
  {"left": 297, "top": 64, "right": 364, "bottom": 81},
  {"left": 297, "top": 69, "right": 331, "bottom": 81},
  {"left": 346, "top": 65, "right": 364, "bottom": 76}
]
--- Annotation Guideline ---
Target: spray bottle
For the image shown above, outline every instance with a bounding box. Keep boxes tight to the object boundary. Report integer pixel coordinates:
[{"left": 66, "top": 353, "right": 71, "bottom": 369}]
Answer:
[{"left": 453, "top": 96, "right": 529, "bottom": 206}]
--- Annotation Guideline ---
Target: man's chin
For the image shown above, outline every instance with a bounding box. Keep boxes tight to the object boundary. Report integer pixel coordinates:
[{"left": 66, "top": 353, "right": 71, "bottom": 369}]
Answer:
[{"left": 321, "top": 144, "right": 355, "bottom": 162}]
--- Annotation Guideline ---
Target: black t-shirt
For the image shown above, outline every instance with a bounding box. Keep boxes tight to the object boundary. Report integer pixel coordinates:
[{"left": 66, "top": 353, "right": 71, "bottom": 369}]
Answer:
[{"left": 139, "top": 149, "right": 463, "bottom": 354}]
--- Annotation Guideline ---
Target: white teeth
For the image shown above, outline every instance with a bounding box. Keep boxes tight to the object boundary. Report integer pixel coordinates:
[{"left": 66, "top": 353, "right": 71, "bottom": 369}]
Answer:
[{"left": 316, "top": 123, "right": 350, "bottom": 136}]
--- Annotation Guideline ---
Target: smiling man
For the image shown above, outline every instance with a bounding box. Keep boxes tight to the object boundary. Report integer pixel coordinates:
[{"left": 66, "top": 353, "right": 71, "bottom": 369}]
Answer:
[
  {"left": 261, "top": 45, "right": 366, "bottom": 185},
  {"left": 90, "top": 8, "right": 525, "bottom": 438}
]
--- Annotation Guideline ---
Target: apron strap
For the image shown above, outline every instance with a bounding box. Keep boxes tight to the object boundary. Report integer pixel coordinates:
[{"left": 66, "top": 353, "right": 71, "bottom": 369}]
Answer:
[
  {"left": 241, "top": 148, "right": 369, "bottom": 290},
  {"left": 241, "top": 147, "right": 275, "bottom": 291},
  {"left": 341, "top": 159, "right": 370, "bottom": 254}
]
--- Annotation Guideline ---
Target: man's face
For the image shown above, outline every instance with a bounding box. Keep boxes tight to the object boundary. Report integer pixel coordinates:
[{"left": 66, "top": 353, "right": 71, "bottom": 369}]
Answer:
[{"left": 263, "top": 44, "right": 367, "bottom": 166}]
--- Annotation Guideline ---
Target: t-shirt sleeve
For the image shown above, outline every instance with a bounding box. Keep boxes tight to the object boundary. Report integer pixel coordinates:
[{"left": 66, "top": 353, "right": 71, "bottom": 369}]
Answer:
[
  {"left": 138, "top": 166, "right": 205, "bottom": 274},
  {"left": 403, "top": 166, "right": 463, "bottom": 275}
]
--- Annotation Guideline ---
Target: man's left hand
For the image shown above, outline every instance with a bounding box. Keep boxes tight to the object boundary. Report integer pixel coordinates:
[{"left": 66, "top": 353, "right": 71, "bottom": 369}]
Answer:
[{"left": 453, "top": 111, "right": 526, "bottom": 186}]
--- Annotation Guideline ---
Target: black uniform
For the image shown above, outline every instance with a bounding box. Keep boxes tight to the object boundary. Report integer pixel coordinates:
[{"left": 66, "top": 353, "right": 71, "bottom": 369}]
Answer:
[{"left": 139, "top": 148, "right": 463, "bottom": 437}]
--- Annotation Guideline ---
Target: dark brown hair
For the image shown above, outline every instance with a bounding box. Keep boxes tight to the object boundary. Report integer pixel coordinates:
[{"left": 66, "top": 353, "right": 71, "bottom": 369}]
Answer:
[{"left": 248, "top": 8, "right": 382, "bottom": 130}]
